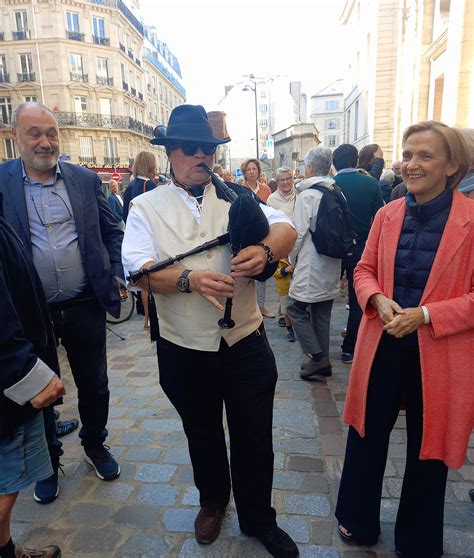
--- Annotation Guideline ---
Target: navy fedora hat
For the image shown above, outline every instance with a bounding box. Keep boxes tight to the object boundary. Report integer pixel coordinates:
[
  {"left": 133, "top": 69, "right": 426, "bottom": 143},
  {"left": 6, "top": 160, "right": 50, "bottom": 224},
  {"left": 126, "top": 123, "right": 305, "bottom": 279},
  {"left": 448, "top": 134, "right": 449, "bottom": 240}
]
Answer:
[{"left": 150, "top": 104, "right": 231, "bottom": 146}]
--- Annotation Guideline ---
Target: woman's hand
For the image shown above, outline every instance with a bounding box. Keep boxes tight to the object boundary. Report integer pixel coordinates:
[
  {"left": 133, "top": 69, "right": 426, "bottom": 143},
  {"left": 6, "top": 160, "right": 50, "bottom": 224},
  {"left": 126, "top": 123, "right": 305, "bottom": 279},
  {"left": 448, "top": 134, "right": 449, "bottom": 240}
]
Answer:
[
  {"left": 383, "top": 307, "right": 425, "bottom": 338},
  {"left": 189, "top": 270, "right": 235, "bottom": 311},
  {"left": 374, "top": 147, "right": 384, "bottom": 159},
  {"left": 370, "top": 293, "right": 405, "bottom": 325}
]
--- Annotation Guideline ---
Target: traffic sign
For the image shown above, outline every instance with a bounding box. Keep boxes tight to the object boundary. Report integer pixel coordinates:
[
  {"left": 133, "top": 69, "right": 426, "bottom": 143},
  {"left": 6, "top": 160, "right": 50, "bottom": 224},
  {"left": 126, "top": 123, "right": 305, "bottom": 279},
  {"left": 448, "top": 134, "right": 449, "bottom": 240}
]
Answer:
[
  {"left": 111, "top": 172, "right": 121, "bottom": 181},
  {"left": 235, "top": 168, "right": 243, "bottom": 177}
]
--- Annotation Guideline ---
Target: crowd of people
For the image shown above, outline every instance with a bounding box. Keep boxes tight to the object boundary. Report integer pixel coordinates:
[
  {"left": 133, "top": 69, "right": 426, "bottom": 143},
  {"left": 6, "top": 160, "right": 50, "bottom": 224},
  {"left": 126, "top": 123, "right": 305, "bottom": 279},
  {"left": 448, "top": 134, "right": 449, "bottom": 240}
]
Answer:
[{"left": 0, "top": 101, "right": 472, "bottom": 558}]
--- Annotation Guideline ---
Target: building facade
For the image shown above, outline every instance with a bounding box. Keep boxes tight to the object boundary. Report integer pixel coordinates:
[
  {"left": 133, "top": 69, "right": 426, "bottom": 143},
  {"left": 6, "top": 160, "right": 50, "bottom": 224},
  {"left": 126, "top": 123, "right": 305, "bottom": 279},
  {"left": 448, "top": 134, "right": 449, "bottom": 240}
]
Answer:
[
  {"left": 273, "top": 123, "right": 320, "bottom": 177},
  {"left": 310, "top": 79, "right": 344, "bottom": 151},
  {"left": 340, "top": 0, "right": 473, "bottom": 162},
  {"left": 0, "top": 0, "right": 186, "bottom": 172}
]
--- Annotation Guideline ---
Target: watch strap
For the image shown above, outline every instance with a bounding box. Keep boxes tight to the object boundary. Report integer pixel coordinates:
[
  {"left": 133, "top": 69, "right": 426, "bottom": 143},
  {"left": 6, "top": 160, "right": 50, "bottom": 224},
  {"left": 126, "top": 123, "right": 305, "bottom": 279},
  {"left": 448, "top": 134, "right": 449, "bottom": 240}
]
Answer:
[{"left": 257, "top": 243, "right": 274, "bottom": 263}]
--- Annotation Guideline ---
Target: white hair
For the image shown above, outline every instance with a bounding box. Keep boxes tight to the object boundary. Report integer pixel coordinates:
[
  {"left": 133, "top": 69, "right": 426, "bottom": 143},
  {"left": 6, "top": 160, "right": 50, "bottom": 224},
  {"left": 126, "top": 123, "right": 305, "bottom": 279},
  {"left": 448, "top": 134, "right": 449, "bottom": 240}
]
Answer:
[{"left": 304, "top": 147, "right": 332, "bottom": 176}]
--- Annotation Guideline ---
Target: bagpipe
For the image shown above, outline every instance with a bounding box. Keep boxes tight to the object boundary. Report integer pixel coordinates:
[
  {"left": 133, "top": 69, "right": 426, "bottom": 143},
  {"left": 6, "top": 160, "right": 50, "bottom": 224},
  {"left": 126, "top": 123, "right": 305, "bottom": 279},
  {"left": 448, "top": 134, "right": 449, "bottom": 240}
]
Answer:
[{"left": 127, "top": 163, "right": 277, "bottom": 330}]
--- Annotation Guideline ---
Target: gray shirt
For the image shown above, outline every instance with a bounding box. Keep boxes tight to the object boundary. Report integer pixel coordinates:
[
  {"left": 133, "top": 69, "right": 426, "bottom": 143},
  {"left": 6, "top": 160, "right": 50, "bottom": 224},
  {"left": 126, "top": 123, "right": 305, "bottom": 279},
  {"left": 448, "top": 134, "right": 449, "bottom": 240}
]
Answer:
[{"left": 23, "top": 162, "right": 88, "bottom": 302}]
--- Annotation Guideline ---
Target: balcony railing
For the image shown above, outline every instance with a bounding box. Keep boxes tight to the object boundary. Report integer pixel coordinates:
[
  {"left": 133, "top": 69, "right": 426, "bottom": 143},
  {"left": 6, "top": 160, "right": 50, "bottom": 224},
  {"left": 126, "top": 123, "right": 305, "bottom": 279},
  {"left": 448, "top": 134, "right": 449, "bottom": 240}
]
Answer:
[
  {"left": 55, "top": 111, "right": 154, "bottom": 137},
  {"left": 119, "top": 42, "right": 126, "bottom": 53},
  {"left": 0, "top": 73, "right": 10, "bottom": 83},
  {"left": 93, "top": 35, "right": 110, "bottom": 46},
  {"left": 104, "top": 156, "right": 120, "bottom": 166},
  {"left": 96, "top": 75, "right": 113, "bottom": 86},
  {"left": 17, "top": 72, "right": 35, "bottom": 82},
  {"left": 131, "top": 87, "right": 136, "bottom": 97},
  {"left": 79, "top": 155, "right": 97, "bottom": 164},
  {"left": 122, "top": 81, "right": 128, "bottom": 91},
  {"left": 138, "top": 92, "right": 143, "bottom": 101},
  {"left": 12, "top": 30, "right": 30, "bottom": 40},
  {"left": 0, "top": 32, "right": 4, "bottom": 41},
  {"left": 67, "top": 30, "right": 85, "bottom": 41},
  {"left": 70, "top": 72, "right": 88, "bottom": 83},
  {"left": 128, "top": 49, "right": 134, "bottom": 60}
]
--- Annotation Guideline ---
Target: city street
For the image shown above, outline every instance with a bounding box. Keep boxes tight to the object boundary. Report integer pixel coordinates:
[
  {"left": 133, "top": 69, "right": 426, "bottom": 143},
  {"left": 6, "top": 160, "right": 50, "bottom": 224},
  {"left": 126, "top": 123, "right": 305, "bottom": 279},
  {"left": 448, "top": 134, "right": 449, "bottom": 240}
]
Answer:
[{"left": 11, "top": 286, "right": 474, "bottom": 558}]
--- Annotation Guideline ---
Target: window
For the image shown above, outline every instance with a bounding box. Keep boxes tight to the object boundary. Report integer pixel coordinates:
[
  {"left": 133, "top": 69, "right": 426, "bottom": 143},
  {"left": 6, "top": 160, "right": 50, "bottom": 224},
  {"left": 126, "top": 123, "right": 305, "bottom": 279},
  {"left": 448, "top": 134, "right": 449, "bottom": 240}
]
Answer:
[
  {"left": 66, "top": 12, "right": 79, "bottom": 32},
  {"left": 325, "top": 100, "right": 339, "bottom": 110},
  {"left": 4, "top": 138, "right": 16, "bottom": 159},
  {"left": 346, "top": 109, "right": 351, "bottom": 142},
  {"left": 129, "top": 69, "right": 134, "bottom": 88},
  {"left": 121, "top": 63, "right": 126, "bottom": 82},
  {"left": 24, "top": 95, "right": 37, "bottom": 102},
  {"left": 327, "top": 118, "right": 338, "bottom": 130},
  {"left": 99, "top": 98, "right": 112, "bottom": 116},
  {"left": 258, "top": 104, "right": 268, "bottom": 113},
  {"left": 79, "top": 136, "right": 93, "bottom": 158},
  {"left": 19, "top": 53, "right": 33, "bottom": 74},
  {"left": 69, "top": 53, "right": 84, "bottom": 74},
  {"left": 14, "top": 11, "right": 28, "bottom": 32},
  {"left": 354, "top": 99, "right": 359, "bottom": 141},
  {"left": 74, "top": 96, "right": 87, "bottom": 113},
  {"left": 0, "top": 96, "right": 12, "bottom": 124},
  {"left": 260, "top": 119, "right": 268, "bottom": 128},
  {"left": 260, "top": 90, "right": 267, "bottom": 98},
  {"left": 0, "top": 56, "right": 7, "bottom": 81},
  {"left": 96, "top": 57, "right": 109, "bottom": 77},
  {"left": 104, "top": 136, "right": 118, "bottom": 158},
  {"left": 328, "top": 135, "right": 337, "bottom": 147},
  {"left": 92, "top": 17, "right": 105, "bottom": 38}
]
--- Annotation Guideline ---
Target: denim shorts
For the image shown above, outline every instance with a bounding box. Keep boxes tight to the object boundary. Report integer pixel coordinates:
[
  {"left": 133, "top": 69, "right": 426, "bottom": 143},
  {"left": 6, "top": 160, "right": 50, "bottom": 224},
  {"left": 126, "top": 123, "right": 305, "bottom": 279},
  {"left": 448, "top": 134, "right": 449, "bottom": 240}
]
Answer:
[{"left": 0, "top": 412, "right": 52, "bottom": 495}]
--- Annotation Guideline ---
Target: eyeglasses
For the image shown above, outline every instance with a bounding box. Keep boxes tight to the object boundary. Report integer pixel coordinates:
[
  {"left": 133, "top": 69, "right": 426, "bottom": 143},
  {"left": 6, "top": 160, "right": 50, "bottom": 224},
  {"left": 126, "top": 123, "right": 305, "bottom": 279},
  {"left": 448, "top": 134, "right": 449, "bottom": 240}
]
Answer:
[
  {"left": 168, "top": 142, "right": 217, "bottom": 156},
  {"left": 30, "top": 190, "right": 72, "bottom": 227}
]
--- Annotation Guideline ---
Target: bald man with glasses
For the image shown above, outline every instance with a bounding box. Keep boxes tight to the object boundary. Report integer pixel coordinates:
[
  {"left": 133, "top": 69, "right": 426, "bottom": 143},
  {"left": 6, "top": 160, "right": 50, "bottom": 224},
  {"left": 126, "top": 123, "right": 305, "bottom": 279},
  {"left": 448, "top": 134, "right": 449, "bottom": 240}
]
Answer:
[{"left": 0, "top": 102, "right": 123, "bottom": 506}]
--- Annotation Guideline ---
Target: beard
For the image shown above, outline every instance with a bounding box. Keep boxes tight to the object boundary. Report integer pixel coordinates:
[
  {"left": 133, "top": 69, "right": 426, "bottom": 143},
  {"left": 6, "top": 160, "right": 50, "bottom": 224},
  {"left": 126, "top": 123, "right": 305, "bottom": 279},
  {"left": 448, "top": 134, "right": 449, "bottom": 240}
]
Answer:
[{"left": 21, "top": 147, "right": 59, "bottom": 172}]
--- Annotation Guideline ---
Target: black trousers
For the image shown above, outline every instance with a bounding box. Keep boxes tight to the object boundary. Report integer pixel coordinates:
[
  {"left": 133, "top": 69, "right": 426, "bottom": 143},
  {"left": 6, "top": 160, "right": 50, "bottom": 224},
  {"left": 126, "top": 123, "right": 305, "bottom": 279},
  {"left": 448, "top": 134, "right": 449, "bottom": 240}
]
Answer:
[
  {"left": 336, "top": 334, "right": 448, "bottom": 558},
  {"left": 157, "top": 323, "right": 278, "bottom": 532},
  {"left": 341, "top": 242, "right": 365, "bottom": 355},
  {"left": 45, "top": 294, "right": 109, "bottom": 456}
]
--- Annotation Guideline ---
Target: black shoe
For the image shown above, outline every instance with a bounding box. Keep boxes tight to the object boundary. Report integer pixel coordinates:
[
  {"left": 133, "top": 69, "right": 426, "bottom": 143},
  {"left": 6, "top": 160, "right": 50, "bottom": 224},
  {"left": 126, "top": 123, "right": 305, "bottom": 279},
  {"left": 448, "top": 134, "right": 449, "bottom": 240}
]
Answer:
[
  {"left": 278, "top": 317, "right": 286, "bottom": 327},
  {"left": 56, "top": 419, "right": 79, "bottom": 438},
  {"left": 243, "top": 525, "right": 298, "bottom": 557},
  {"left": 84, "top": 445, "right": 120, "bottom": 481}
]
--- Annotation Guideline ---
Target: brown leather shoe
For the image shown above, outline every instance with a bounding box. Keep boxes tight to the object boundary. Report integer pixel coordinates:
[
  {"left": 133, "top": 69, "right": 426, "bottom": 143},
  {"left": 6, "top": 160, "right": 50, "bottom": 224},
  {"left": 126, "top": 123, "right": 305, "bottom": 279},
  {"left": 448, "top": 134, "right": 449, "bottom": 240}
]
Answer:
[
  {"left": 194, "top": 507, "right": 225, "bottom": 544},
  {"left": 299, "top": 356, "right": 332, "bottom": 379}
]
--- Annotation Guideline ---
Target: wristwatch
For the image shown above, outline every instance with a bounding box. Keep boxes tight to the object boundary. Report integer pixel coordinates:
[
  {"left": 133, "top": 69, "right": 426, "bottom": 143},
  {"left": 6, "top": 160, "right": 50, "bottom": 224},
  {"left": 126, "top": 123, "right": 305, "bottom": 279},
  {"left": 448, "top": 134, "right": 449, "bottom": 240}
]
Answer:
[
  {"left": 257, "top": 243, "right": 274, "bottom": 263},
  {"left": 176, "top": 269, "right": 192, "bottom": 293}
]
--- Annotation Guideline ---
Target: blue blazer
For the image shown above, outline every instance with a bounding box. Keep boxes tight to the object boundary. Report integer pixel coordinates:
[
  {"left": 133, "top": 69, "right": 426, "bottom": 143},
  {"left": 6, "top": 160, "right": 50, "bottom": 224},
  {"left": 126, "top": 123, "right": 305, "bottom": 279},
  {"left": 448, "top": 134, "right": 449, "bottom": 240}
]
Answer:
[
  {"left": 0, "top": 159, "right": 124, "bottom": 318},
  {"left": 107, "top": 192, "right": 124, "bottom": 223}
]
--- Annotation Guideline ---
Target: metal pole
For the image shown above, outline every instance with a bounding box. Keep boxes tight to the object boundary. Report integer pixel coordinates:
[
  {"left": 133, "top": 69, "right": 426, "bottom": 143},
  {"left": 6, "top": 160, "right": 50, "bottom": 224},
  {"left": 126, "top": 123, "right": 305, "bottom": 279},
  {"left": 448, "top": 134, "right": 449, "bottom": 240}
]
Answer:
[
  {"left": 31, "top": 0, "right": 45, "bottom": 103},
  {"left": 252, "top": 80, "right": 259, "bottom": 159}
]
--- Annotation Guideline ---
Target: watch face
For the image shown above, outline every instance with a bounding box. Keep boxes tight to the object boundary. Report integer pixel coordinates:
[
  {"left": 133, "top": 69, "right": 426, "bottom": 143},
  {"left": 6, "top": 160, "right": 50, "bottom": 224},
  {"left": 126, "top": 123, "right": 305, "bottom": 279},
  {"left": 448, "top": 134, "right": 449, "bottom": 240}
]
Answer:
[{"left": 177, "top": 273, "right": 190, "bottom": 292}]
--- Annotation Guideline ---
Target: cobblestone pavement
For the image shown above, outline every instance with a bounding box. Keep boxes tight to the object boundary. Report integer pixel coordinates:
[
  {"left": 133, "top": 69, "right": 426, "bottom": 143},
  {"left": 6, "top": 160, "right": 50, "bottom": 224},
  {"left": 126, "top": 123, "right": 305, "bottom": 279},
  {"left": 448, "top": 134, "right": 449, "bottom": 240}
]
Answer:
[{"left": 12, "top": 286, "right": 474, "bottom": 557}]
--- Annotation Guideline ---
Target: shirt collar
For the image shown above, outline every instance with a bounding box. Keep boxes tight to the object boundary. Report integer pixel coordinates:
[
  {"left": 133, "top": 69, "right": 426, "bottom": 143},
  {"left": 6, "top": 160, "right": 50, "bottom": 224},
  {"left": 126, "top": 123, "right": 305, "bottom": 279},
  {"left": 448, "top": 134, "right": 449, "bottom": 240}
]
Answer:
[{"left": 21, "top": 160, "right": 62, "bottom": 186}]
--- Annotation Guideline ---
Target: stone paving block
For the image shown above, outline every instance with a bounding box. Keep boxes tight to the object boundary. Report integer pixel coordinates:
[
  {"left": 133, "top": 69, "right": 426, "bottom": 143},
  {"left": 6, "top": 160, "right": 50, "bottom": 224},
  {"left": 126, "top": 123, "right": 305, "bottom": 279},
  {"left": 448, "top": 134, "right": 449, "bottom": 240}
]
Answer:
[
  {"left": 273, "top": 410, "right": 316, "bottom": 426},
  {"left": 298, "top": 545, "right": 341, "bottom": 558},
  {"left": 65, "top": 502, "right": 115, "bottom": 526},
  {"left": 108, "top": 406, "right": 128, "bottom": 417},
  {"left": 385, "top": 477, "right": 403, "bottom": 498},
  {"left": 284, "top": 494, "right": 331, "bottom": 517},
  {"left": 182, "top": 486, "right": 199, "bottom": 506},
  {"left": 69, "top": 526, "right": 122, "bottom": 554},
  {"left": 301, "top": 473, "right": 329, "bottom": 494},
  {"left": 314, "top": 400, "right": 339, "bottom": 417},
  {"left": 444, "top": 504, "right": 474, "bottom": 527},
  {"left": 380, "top": 499, "right": 398, "bottom": 523},
  {"left": 141, "top": 418, "right": 183, "bottom": 432},
  {"left": 114, "top": 461, "right": 137, "bottom": 481},
  {"left": 12, "top": 499, "right": 67, "bottom": 523},
  {"left": 135, "top": 463, "right": 176, "bottom": 482},
  {"left": 451, "top": 481, "right": 474, "bottom": 502},
  {"left": 288, "top": 455, "right": 325, "bottom": 472},
  {"left": 273, "top": 470, "right": 304, "bottom": 490},
  {"left": 163, "top": 447, "right": 192, "bottom": 464},
  {"left": 55, "top": 478, "right": 95, "bottom": 501},
  {"left": 176, "top": 466, "right": 194, "bottom": 484},
  {"left": 137, "top": 483, "right": 180, "bottom": 506},
  {"left": 444, "top": 527, "right": 474, "bottom": 556},
  {"left": 117, "top": 532, "right": 172, "bottom": 557},
  {"left": 277, "top": 516, "right": 311, "bottom": 543},
  {"left": 228, "top": 537, "right": 269, "bottom": 557},
  {"left": 120, "top": 431, "right": 157, "bottom": 445},
  {"left": 324, "top": 456, "right": 344, "bottom": 480},
  {"left": 274, "top": 451, "right": 285, "bottom": 469},
  {"left": 274, "top": 423, "right": 318, "bottom": 438},
  {"left": 125, "top": 447, "right": 162, "bottom": 461},
  {"left": 129, "top": 407, "right": 160, "bottom": 418},
  {"left": 310, "top": 519, "right": 334, "bottom": 545},
  {"left": 275, "top": 437, "right": 321, "bottom": 455},
  {"left": 460, "top": 465, "right": 474, "bottom": 481},
  {"left": 163, "top": 508, "right": 196, "bottom": 532},
  {"left": 311, "top": 385, "right": 333, "bottom": 401},
  {"left": 340, "top": 551, "right": 378, "bottom": 557},
  {"left": 121, "top": 396, "right": 156, "bottom": 407},
  {"left": 112, "top": 504, "right": 160, "bottom": 528},
  {"left": 318, "top": 416, "right": 343, "bottom": 435},
  {"left": 94, "top": 481, "right": 135, "bottom": 502},
  {"left": 14, "top": 526, "right": 74, "bottom": 554},
  {"left": 320, "top": 434, "right": 346, "bottom": 456},
  {"left": 107, "top": 418, "right": 136, "bottom": 430},
  {"left": 179, "top": 538, "right": 231, "bottom": 557},
  {"left": 277, "top": 399, "right": 314, "bottom": 413}
]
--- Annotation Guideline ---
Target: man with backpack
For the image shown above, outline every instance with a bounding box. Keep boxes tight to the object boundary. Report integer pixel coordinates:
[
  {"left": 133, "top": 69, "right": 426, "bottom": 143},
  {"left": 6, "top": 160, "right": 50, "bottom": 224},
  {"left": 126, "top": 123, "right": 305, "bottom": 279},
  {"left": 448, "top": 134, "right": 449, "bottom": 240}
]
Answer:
[
  {"left": 333, "top": 144, "right": 384, "bottom": 363},
  {"left": 287, "top": 147, "right": 345, "bottom": 379}
]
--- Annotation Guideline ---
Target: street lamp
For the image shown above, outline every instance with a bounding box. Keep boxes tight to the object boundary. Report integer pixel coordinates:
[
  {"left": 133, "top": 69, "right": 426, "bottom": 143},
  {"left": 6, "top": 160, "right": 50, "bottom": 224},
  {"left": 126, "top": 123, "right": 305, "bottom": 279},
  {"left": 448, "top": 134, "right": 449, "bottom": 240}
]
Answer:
[{"left": 242, "top": 74, "right": 259, "bottom": 159}]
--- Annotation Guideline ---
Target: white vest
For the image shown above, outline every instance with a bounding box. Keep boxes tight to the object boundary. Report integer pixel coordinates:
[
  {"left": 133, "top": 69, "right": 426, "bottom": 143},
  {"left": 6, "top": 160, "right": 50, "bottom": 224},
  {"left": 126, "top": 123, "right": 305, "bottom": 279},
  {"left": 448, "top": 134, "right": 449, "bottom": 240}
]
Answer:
[{"left": 132, "top": 184, "right": 262, "bottom": 351}]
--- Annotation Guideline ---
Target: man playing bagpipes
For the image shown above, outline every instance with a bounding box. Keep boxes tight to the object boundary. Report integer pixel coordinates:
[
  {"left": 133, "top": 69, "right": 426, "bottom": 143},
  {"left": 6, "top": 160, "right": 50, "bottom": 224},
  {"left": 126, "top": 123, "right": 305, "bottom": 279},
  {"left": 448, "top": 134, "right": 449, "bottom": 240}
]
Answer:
[{"left": 122, "top": 105, "right": 298, "bottom": 557}]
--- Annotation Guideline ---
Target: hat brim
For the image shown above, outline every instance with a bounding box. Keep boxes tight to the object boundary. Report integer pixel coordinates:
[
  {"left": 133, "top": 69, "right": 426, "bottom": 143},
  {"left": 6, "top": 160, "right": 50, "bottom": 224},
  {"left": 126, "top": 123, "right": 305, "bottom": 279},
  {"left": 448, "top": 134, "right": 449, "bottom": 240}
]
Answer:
[{"left": 150, "top": 135, "right": 231, "bottom": 146}]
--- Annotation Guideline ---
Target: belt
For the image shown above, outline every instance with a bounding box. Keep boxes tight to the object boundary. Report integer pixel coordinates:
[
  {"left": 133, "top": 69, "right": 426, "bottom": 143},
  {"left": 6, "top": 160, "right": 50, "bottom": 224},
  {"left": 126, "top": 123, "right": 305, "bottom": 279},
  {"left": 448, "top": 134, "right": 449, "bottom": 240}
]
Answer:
[{"left": 48, "top": 284, "right": 96, "bottom": 311}]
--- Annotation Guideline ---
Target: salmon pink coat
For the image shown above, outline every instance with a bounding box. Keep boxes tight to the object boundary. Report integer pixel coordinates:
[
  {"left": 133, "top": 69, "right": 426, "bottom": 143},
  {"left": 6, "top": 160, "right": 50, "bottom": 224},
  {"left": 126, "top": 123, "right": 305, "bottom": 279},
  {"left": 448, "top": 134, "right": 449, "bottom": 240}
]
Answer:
[{"left": 343, "top": 191, "right": 474, "bottom": 469}]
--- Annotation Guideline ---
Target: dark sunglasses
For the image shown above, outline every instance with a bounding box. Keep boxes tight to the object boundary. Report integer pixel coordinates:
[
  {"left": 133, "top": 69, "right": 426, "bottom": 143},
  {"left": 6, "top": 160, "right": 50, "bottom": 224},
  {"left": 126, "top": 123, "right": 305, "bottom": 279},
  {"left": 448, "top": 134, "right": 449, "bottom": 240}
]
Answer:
[{"left": 168, "top": 142, "right": 217, "bottom": 156}]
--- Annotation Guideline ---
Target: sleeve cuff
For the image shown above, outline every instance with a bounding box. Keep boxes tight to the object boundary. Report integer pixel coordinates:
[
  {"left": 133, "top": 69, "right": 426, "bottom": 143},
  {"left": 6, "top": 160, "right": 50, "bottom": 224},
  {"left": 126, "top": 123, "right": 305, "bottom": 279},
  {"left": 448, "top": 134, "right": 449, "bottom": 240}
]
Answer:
[{"left": 3, "top": 358, "right": 55, "bottom": 405}]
